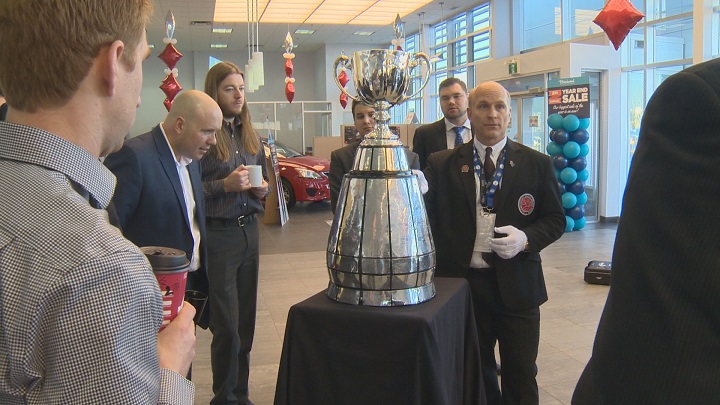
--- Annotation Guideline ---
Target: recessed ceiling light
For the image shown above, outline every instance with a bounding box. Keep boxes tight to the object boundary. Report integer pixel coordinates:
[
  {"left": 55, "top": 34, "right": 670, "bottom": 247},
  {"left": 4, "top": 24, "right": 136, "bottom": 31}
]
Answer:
[
  {"left": 295, "top": 29, "right": 315, "bottom": 35},
  {"left": 213, "top": 28, "right": 233, "bottom": 34},
  {"left": 211, "top": 44, "right": 228, "bottom": 48},
  {"left": 353, "top": 31, "right": 374, "bottom": 36}
]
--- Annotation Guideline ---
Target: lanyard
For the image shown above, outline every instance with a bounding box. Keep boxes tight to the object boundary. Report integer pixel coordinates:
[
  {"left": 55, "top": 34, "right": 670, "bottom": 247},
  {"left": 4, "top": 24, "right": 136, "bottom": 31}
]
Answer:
[{"left": 473, "top": 146, "right": 506, "bottom": 209}]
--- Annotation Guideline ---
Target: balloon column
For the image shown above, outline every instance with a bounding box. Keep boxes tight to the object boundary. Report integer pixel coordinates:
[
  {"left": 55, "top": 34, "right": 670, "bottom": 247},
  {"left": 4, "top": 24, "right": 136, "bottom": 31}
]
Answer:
[
  {"left": 158, "top": 11, "right": 182, "bottom": 111},
  {"left": 546, "top": 113, "right": 590, "bottom": 231},
  {"left": 283, "top": 32, "right": 295, "bottom": 103}
]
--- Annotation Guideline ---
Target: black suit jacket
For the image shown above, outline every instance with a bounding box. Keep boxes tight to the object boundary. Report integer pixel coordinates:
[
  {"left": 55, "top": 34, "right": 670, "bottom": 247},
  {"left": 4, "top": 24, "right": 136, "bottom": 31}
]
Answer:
[
  {"left": 424, "top": 139, "right": 564, "bottom": 311},
  {"left": 329, "top": 141, "right": 420, "bottom": 213},
  {"left": 104, "top": 125, "right": 210, "bottom": 328},
  {"left": 573, "top": 58, "right": 720, "bottom": 404},
  {"left": 412, "top": 119, "right": 448, "bottom": 169}
]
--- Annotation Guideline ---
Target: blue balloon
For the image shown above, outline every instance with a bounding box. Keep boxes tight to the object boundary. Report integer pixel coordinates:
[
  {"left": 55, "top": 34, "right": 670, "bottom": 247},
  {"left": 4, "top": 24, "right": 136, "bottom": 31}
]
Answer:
[
  {"left": 563, "top": 141, "right": 580, "bottom": 159},
  {"left": 552, "top": 154, "right": 568, "bottom": 170},
  {"left": 563, "top": 114, "right": 580, "bottom": 132},
  {"left": 569, "top": 156, "right": 587, "bottom": 171},
  {"left": 551, "top": 129, "right": 570, "bottom": 145},
  {"left": 578, "top": 117, "right": 590, "bottom": 130},
  {"left": 548, "top": 113, "right": 564, "bottom": 130},
  {"left": 557, "top": 180, "right": 566, "bottom": 194},
  {"left": 546, "top": 141, "right": 563, "bottom": 156},
  {"left": 568, "top": 205, "right": 586, "bottom": 220},
  {"left": 568, "top": 179, "right": 585, "bottom": 195},
  {"left": 560, "top": 167, "right": 578, "bottom": 184},
  {"left": 565, "top": 216, "right": 575, "bottom": 232},
  {"left": 573, "top": 216, "right": 587, "bottom": 230},
  {"left": 578, "top": 143, "right": 590, "bottom": 157},
  {"left": 561, "top": 192, "right": 577, "bottom": 209},
  {"left": 577, "top": 169, "right": 589, "bottom": 181},
  {"left": 570, "top": 129, "right": 589, "bottom": 145},
  {"left": 576, "top": 191, "right": 588, "bottom": 205}
]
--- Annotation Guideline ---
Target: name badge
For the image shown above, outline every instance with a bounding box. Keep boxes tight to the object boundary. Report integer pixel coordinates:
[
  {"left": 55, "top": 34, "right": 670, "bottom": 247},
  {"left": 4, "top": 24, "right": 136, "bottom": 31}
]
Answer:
[{"left": 474, "top": 210, "right": 495, "bottom": 253}]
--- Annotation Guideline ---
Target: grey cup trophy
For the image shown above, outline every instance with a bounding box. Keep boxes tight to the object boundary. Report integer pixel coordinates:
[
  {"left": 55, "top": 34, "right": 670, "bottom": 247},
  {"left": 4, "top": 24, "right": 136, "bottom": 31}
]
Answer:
[{"left": 327, "top": 49, "right": 435, "bottom": 306}]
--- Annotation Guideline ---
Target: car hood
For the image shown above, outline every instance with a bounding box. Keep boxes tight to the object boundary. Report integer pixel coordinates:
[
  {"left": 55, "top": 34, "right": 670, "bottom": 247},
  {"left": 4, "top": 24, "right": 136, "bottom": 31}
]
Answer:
[{"left": 280, "top": 155, "right": 330, "bottom": 172}]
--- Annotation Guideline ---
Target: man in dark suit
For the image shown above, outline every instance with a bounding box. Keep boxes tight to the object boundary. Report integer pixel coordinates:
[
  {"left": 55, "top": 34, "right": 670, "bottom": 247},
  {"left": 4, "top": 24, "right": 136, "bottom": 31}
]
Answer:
[
  {"left": 572, "top": 59, "right": 720, "bottom": 404},
  {"left": 104, "top": 90, "right": 222, "bottom": 329},
  {"left": 330, "top": 99, "right": 423, "bottom": 213},
  {"left": 412, "top": 77, "right": 471, "bottom": 169},
  {"left": 424, "top": 81, "right": 565, "bottom": 405}
]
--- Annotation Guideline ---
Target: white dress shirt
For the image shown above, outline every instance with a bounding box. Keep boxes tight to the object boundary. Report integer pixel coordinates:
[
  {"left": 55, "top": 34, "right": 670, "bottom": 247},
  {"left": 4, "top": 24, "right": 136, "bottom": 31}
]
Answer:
[{"left": 444, "top": 117, "right": 472, "bottom": 149}]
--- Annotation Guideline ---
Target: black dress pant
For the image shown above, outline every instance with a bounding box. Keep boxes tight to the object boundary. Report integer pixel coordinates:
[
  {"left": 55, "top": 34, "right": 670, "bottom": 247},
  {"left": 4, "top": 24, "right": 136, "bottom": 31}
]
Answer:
[
  {"left": 467, "top": 269, "right": 540, "bottom": 405},
  {"left": 207, "top": 219, "right": 259, "bottom": 405}
]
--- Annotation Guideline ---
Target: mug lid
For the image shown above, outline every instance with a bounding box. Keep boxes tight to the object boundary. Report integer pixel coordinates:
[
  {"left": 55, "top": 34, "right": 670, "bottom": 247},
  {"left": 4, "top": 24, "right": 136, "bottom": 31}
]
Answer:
[{"left": 140, "top": 246, "right": 189, "bottom": 270}]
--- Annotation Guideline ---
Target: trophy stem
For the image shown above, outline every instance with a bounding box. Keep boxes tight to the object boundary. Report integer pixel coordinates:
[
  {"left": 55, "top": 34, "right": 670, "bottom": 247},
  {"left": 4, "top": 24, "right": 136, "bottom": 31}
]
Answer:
[{"left": 362, "top": 101, "right": 398, "bottom": 143}]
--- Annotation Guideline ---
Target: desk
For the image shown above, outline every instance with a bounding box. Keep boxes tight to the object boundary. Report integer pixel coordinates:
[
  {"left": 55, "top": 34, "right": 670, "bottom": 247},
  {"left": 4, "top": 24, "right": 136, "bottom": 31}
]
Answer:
[{"left": 274, "top": 278, "right": 485, "bottom": 405}]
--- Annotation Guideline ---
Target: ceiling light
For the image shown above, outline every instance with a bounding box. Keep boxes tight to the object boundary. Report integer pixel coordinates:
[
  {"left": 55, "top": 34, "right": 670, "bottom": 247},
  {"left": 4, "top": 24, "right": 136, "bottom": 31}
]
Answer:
[
  {"left": 213, "top": 28, "right": 233, "bottom": 34},
  {"left": 295, "top": 29, "right": 315, "bottom": 35},
  {"left": 354, "top": 31, "right": 374, "bottom": 36},
  {"left": 211, "top": 44, "right": 228, "bottom": 48}
]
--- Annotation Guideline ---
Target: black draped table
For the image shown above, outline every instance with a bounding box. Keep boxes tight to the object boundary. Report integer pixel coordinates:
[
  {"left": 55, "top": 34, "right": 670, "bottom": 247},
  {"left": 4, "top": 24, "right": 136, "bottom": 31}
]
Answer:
[{"left": 273, "top": 277, "right": 485, "bottom": 405}]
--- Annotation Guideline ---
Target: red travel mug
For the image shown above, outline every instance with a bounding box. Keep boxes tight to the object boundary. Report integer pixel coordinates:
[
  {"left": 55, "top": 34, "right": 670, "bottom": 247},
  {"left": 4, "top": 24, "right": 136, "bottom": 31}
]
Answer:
[{"left": 141, "top": 246, "right": 190, "bottom": 330}]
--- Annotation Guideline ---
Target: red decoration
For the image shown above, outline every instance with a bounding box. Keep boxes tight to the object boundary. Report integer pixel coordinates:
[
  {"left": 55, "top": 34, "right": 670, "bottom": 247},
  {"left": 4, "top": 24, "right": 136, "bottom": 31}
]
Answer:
[
  {"left": 160, "top": 74, "right": 182, "bottom": 103},
  {"left": 339, "top": 93, "right": 348, "bottom": 109},
  {"left": 163, "top": 98, "right": 173, "bottom": 111},
  {"left": 285, "top": 82, "right": 295, "bottom": 103},
  {"left": 338, "top": 70, "right": 349, "bottom": 88},
  {"left": 593, "top": 0, "right": 644, "bottom": 50},
  {"left": 285, "top": 59, "right": 294, "bottom": 77},
  {"left": 158, "top": 43, "right": 183, "bottom": 70}
]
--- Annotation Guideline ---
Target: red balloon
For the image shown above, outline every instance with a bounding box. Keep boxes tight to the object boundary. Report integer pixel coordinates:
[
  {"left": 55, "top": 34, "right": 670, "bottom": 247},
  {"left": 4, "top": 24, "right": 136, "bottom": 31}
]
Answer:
[
  {"left": 285, "top": 82, "right": 295, "bottom": 103},
  {"left": 285, "top": 59, "right": 294, "bottom": 77},
  {"left": 338, "top": 70, "right": 349, "bottom": 88},
  {"left": 340, "top": 93, "right": 348, "bottom": 109},
  {"left": 158, "top": 43, "right": 183, "bottom": 69},
  {"left": 159, "top": 74, "right": 182, "bottom": 101},
  {"left": 593, "top": 0, "right": 644, "bottom": 50},
  {"left": 163, "top": 98, "right": 173, "bottom": 111}
]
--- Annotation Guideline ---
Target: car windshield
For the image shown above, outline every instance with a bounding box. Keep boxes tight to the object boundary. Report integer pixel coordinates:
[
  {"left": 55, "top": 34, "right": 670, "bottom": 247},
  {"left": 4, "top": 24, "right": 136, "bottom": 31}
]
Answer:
[{"left": 264, "top": 139, "right": 304, "bottom": 158}]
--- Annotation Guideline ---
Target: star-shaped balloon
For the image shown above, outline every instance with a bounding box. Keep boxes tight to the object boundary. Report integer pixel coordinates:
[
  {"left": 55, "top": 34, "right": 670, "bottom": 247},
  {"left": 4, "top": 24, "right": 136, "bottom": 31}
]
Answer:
[{"left": 593, "top": 0, "right": 644, "bottom": 50}]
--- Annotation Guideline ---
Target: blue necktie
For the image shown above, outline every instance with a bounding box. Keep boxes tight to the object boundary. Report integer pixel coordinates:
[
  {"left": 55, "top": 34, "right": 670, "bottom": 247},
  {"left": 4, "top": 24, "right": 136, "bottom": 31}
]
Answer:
[{"left": 453, "top": 126, "right": 464, "bottom": 147}]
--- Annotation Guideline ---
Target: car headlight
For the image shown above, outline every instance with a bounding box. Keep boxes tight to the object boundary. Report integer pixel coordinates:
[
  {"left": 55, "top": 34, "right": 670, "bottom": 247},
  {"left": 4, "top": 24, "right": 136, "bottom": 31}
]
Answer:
[{"left": 295, "top": 168, "right": 324, "bottom": 179}]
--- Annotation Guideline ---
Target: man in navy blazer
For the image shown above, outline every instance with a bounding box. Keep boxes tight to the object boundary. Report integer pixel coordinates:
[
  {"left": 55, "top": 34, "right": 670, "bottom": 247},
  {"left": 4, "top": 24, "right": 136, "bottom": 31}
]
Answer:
[
  {"left": 105, "top": 90, "right": 222, "bottom": 329},
  {"left": 424, "top": 82, "right": 564, "bottom": 404},
  {"left": 572, "top": 57, "right": 720, "bottom": 404},
  {"left": 412, "top": 77, "right": 471, "bottom": 169}
]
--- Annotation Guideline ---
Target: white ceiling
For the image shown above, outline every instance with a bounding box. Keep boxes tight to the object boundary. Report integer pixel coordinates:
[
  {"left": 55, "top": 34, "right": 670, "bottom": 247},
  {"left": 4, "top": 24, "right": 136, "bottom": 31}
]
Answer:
[{"left": 149, "top": 0, "right": 482, "bottom": 53}]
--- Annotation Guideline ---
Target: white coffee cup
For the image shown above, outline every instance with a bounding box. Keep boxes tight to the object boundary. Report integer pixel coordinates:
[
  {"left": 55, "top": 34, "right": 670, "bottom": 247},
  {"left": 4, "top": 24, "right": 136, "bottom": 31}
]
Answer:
[{"left": 247, "top": 165, "right": 263, "bottom": 187}]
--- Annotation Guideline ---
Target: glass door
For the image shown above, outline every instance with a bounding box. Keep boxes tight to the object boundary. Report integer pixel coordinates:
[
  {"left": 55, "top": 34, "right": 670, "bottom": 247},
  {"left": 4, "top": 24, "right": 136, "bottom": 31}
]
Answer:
[{"left": 510, "top": 94, "right": 546, "bottom": 153}]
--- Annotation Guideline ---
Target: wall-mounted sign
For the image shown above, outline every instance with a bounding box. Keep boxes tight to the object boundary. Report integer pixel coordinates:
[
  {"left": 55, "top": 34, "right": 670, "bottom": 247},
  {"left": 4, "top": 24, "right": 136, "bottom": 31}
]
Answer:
[{"left": 547, "top": 77, "right": 590, "bottom": 118}]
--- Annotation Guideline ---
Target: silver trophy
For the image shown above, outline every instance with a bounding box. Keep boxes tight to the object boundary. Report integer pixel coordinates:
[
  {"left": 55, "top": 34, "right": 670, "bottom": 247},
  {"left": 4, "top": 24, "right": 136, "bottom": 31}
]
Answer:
[{"left": 327, "top": 48, "right": 434, "bottom": 306}]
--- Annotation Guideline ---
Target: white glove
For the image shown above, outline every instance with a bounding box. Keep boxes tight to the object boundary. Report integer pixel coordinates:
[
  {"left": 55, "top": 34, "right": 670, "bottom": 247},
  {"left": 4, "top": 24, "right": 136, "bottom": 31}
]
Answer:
[
  {"left": 412, "top": 170, "right": 429, "bottom": 194},
  {"left": 489, "top": 225, "right": 527, "bottom": 259}
]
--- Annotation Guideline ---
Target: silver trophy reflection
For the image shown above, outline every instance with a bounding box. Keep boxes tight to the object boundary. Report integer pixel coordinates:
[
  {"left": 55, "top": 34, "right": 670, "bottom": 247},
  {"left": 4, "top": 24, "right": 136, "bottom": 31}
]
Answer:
[{"left": 327, "top": 49, "right": 434, "bottom": 306}]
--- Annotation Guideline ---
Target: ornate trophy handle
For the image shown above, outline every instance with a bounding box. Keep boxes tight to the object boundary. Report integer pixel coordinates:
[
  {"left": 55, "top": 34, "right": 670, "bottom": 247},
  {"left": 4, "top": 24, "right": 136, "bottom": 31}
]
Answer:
[
  {"left": 333, "top": 54, "right": 359, "bottom": 102},
  {"left": 404, "top": 52, "right": 432, "bottom": 101}
]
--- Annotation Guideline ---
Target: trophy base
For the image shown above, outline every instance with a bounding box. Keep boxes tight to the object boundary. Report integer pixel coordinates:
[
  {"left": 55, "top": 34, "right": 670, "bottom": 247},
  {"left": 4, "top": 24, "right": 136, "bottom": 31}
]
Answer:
[{"left": 327, "top": 281, "right": 436, "bottom": 306}]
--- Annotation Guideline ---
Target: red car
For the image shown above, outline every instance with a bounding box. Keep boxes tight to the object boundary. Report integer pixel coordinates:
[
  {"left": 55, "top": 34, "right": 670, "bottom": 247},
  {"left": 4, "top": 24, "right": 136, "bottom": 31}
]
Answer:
[{"left": 263, "top": 139, "right": 330, "bottom": 208}]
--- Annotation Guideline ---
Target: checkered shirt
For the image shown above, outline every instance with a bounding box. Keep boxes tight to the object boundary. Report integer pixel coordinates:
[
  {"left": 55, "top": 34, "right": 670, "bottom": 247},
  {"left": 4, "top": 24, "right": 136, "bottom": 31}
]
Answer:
[{"left": 0, "top": 122, "right": 194, "bottom": 404}]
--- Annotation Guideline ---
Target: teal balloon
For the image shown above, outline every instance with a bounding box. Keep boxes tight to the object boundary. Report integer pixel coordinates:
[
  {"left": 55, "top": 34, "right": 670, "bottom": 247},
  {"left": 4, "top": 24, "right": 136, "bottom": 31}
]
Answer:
[
  {"left": 560, "top": 167, "right": 578, "bottom": 184},
  {"left": 578, "top": 117, "right": 590, "bottom": 130},
  {"left": 576, "top": 191, "right": 588, "bottom": 205},
  {"left": 563, "top": 114, "right": 580, "bottom": 132},
  {"left": 546, "top": 141, "right": 563, "bottom": 156},
  {"left": 548, "top": 113, "right": 564, "bottom": 130},
  {"left": 562, "top": 141, "right": 580, "bottom": 158},
  {"left": 579, "top": 143, "right": 589, "bottom": 157},
  {"left": 565, "top": 216, "right": 575, "bottom": 232},
  {"left": 573, "top": 216, "right": 586, "bottom": 230},
  {"left": 562, "top": 192, "right": 577, "bottom": 209},
  {"left": 577, "top": 169, "right": 589, "bottom": 181}
]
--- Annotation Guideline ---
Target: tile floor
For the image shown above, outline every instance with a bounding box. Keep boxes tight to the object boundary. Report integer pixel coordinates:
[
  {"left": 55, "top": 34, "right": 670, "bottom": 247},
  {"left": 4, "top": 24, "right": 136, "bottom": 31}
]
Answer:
[{"left": 191, "top": 201, "right": 618, "bottom": 405}]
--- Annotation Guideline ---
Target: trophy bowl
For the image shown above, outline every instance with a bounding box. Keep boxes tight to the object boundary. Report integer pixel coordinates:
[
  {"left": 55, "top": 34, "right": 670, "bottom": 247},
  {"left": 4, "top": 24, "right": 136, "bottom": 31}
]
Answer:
[{"left": 327, "top": 49, "right": 435, "bottom": 306}]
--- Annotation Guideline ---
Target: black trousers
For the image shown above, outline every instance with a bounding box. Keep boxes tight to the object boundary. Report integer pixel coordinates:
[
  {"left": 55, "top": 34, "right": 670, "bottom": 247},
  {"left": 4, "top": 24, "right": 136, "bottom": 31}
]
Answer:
[
  {"left": 207, "top": 219, "right": 259, "bottom": 405},
  {"left": 467, "top": 269, "right": 540, "bottom": 405}
]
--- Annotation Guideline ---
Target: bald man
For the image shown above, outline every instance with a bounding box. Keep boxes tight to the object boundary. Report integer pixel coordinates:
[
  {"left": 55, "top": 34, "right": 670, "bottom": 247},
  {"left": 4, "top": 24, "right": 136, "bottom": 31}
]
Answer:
[{"left": 105, "top": 90, "right": 222, "bottom": 329}]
